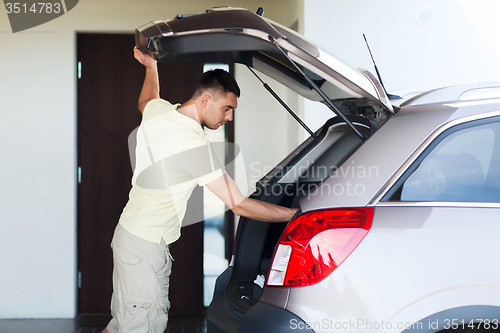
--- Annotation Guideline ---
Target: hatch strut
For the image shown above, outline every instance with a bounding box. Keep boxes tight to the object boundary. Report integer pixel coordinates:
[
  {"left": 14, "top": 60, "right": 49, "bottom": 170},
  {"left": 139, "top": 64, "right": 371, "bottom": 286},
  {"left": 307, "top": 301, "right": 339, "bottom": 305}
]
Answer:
[
  {"left": 270, "top": 37, "right": 367, "bottom": 142},
  {"left": 246, "top": 65, "right": 317, "bottom": 138}
]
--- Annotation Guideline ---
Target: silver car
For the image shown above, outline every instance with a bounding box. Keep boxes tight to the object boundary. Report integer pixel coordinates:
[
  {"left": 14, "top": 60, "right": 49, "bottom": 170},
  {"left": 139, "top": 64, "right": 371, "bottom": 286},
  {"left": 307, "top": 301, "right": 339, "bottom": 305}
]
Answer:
[{"left": 136, "top": 7, "right": 500, "bottom": 333}]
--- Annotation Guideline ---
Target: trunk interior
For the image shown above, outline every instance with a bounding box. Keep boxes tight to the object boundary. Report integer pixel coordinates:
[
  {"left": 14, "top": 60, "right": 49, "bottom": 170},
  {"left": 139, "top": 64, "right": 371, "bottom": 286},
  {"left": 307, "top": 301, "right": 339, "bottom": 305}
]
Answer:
[{"left": 225, "top": 114, "right": 379, "bottom": 315}]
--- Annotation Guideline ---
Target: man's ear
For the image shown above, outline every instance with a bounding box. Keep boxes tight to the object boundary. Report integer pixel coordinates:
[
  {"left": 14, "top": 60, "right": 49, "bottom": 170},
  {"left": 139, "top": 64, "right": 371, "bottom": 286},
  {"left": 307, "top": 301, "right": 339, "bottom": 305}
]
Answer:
[{"left": 200, "top": 93, "right": 212, "bottom": 108}]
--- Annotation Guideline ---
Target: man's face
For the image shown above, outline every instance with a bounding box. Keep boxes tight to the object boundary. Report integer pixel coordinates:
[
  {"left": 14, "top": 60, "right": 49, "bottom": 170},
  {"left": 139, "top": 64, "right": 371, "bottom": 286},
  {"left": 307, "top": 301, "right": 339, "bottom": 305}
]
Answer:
[{"left": 201, "top": 92, "right": 238, "bottom": 130}]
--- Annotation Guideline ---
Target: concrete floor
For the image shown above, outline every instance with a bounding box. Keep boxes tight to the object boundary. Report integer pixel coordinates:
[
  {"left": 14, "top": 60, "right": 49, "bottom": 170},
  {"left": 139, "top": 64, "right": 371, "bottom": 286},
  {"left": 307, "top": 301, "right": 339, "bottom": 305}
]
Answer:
[{"left": 0, "top": 315, "right": 207, "bottom": 333}]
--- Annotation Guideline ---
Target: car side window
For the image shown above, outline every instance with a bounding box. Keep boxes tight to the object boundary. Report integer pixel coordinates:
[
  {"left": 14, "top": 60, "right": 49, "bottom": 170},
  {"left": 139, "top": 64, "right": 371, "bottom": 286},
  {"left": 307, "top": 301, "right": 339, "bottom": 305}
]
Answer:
[{"left": 387, "top": 119, "right": 500, "bottom": 203}]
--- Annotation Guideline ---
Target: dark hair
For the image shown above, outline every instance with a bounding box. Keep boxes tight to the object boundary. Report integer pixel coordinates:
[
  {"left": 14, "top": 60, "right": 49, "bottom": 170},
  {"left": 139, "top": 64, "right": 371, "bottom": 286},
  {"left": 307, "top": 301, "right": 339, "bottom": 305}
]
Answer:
[{"left": 193, "top": 69, "right": 240, "bottom": 99}]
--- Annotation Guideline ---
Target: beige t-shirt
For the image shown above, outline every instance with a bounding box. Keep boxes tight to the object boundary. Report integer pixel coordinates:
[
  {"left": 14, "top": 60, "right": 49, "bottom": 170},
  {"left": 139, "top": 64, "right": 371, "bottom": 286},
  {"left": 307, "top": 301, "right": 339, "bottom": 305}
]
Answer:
[{"left": 119, "top": 98, "right": 225, "bottom": 244}]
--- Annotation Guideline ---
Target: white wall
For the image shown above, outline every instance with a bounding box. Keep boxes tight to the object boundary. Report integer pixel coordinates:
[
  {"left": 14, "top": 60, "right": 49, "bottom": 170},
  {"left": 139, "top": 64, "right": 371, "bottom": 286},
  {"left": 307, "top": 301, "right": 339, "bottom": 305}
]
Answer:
[
  {"left": 298, "top": 0, "right": 500, "bottom": 142},
  {"left": 0, "top": 0, "right": 297, "bottom": 318},
  {"left": 303, "top": 0, "right": 500, "bottom": 99}
]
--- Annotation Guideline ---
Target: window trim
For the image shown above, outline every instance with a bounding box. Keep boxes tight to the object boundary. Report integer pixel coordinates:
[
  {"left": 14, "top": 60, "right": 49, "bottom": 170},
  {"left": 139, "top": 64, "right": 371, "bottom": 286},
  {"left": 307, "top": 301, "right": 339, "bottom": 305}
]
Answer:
[{"left": 369, "top": 111, "right": 500, "bottom": 206}]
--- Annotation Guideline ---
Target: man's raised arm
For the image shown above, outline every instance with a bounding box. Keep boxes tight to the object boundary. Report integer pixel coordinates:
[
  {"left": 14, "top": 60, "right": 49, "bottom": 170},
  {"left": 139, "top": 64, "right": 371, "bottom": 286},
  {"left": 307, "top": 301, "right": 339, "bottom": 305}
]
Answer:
[
  {"left": 206, "top": 173, "right": 297, "bottom": 223},
  {"left": 133, "top": 46, "right": 160, "bottom": 114}
]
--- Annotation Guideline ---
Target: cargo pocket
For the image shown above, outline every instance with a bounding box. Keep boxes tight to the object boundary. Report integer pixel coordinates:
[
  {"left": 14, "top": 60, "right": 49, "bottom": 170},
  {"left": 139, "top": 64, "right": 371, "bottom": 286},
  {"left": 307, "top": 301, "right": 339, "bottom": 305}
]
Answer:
[
  {"left": 159, "top": 296, "right": 170, "bottom": 317},
  {"left": 144, "top": 296, "right": 170, "bottom": 333},
  {"left": 122, "top": 295, "right": 152, "bottom": 332}
]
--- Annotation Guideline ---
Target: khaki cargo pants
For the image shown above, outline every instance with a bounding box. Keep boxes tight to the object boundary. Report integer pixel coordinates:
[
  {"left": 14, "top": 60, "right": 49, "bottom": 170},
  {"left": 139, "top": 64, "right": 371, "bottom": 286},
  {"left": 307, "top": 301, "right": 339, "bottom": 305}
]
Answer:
[{"left": 106, "top": 223, "right": 172, "bottom": 333}]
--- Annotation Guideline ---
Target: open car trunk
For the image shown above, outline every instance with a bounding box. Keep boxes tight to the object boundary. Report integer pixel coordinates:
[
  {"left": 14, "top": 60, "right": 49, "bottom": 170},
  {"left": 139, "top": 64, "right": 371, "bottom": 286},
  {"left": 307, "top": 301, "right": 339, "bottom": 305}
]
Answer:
[
  {"left": 207, "top": 114, "right": 377, "bottom": 333},
  {"left": 135, "top": 7, "right": 395, "bottom": 127}
]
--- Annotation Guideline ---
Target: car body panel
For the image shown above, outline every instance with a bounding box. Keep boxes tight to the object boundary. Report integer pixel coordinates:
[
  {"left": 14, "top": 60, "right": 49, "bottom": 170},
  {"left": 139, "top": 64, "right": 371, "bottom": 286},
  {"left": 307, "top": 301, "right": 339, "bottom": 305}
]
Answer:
[
  {"left": 301, "top": 100, "right": 500, "bottom": 212},
  {"left": 300, "top": 103, "right": 457, "bottom": 211},
  {"left": 284, "top": 206, "right": 500, "bottom": 332}
]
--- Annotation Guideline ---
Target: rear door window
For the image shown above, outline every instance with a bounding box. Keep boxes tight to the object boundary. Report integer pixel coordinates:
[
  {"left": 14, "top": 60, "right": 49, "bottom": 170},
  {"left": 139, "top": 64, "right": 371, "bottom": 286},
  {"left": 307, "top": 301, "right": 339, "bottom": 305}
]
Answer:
[{"left": 385, "top": 118, "right": 500, "bottom": 203}]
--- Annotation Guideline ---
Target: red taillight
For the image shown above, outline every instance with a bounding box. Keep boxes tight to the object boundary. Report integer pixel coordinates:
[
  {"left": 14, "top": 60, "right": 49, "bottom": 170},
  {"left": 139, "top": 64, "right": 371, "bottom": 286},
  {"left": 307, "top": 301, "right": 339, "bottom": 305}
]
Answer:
[{"left": 266, "top": 207, "right": 373, "bottom": 287}]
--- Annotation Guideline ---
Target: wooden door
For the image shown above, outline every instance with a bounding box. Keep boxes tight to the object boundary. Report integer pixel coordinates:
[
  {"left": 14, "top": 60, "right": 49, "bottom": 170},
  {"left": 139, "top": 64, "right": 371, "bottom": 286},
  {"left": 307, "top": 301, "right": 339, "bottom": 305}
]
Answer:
[{"left": 77, "top": 33, "right": 205, "bottom": 316}]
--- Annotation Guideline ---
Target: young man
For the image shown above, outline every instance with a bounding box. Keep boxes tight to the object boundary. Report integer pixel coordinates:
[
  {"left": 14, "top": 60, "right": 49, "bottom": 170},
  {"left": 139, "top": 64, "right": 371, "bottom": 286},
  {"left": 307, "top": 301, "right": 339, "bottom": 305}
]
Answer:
[{"left": 102, "top": 47, "right": 297, "bottom": 333}]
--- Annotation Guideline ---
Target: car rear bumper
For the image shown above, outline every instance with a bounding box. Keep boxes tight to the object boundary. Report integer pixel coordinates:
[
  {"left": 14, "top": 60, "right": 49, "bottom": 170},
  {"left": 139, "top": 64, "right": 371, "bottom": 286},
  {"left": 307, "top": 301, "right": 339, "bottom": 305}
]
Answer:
[
  {"left": 236, "top": 301, "right": 315, "bottom": 333},
  {"left": 208, "top": 268, "right": 314, "bottom": 333}
]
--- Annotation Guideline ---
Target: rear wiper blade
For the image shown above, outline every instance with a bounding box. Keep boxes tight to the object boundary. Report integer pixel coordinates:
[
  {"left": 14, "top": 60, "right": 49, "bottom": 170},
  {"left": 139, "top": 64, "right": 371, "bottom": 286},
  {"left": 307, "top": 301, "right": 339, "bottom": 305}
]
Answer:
[
  {"left": 246, "top": 65, "right": 317, "bottom": 138},
  {"left": 269, "top": 36, "right": 367, "bottom": 142}
]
